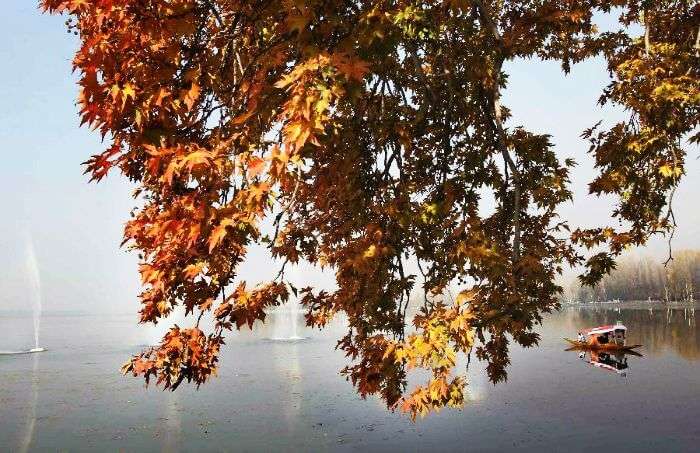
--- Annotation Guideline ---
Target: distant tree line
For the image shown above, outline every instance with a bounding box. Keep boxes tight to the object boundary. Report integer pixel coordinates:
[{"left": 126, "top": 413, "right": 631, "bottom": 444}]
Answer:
[{"left": 564, "top": 250, "right": 700, "bottom": 303}]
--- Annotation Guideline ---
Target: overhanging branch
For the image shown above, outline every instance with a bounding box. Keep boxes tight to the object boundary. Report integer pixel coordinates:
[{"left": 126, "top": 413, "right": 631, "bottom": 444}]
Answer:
[{"left": 473, "top": 0, "right": 521, "bottom": 263}]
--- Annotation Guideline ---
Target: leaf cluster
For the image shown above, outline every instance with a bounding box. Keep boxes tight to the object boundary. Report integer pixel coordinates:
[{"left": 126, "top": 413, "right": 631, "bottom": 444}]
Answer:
[{"left": 43, "top": 0, "right": 698, "bottom": 419}]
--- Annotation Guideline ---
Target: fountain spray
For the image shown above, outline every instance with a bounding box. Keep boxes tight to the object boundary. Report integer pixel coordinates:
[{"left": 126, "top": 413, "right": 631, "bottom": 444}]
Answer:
[{"left": 26, "top": 235, "right": 45, "bottom": 353}]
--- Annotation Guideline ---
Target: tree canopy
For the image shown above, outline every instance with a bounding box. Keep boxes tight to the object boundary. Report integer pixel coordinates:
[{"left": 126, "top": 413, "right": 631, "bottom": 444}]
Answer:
[{"left": 42, "top": 0, "right": 698, "bottom": 419}]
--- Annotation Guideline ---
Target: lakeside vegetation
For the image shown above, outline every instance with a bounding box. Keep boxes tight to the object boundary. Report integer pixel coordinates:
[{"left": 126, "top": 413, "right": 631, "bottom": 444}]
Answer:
[{"left": 564, "top": 250, "right": 700, "bottom": 303}]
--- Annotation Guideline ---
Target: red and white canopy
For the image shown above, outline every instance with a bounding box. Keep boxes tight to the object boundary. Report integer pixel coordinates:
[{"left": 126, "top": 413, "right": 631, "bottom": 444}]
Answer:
[{"left": 582, "top": 324, "right": 626, "bottom": 335}]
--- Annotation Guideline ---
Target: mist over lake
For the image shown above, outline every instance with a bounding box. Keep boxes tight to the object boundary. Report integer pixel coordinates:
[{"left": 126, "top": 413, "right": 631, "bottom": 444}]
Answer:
[{"left": 2, "top": 302, "right": 699, "bottom": 452}]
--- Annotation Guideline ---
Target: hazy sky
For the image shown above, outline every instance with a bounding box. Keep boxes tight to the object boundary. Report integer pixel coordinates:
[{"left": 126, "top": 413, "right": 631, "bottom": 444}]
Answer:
[{"left": 1, "top": 3, "right": 697, "bottom": 314}]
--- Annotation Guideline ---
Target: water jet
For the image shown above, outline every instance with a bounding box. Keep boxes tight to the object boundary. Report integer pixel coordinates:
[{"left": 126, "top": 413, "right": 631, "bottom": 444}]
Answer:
[
  {"left": 25, "top": 235, "right": 44, "bottom": 352},
  {"left": 269, "top": 265, "right": 308, "bottom": 342},
  {"left": 270, "top": 299, "right": 307, "bottom": 341}
]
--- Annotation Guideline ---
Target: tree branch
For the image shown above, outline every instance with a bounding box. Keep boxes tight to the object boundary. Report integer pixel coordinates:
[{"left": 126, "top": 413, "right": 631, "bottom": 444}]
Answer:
[
  {"left": 202, "top": 0, "right": 224, "bottom": 28},
  {"left": 473, "top": 0, "right": 521, "bottom": 262},
  {"left": 643, "top": 9, "right": 651, "bottom": 57},
  {"left": 270, "top": 168, "right": 302, "bottom": 247},
  {"left": 663, "top": 148, "right": 680, "bottom": 267},
  {"left": 472, "top": 0, "right": 504, "bottom": 47}
]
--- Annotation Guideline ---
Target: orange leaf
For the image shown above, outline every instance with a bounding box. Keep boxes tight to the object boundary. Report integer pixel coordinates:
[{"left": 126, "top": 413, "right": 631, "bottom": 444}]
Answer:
[
  {"left": 182, "top": 82, "right": 200, "bottom": 110},
  {"left": 208, "top": 219, "right": 233, "bottom": 252},
  {"left": 248, "top": 156, "right": 266, "bottom": 178}
]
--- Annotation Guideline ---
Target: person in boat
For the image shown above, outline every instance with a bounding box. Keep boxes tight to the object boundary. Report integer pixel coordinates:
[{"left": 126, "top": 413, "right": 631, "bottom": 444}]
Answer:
[{"left": 579, "top": 322, "right": 628, "bottom": 348}]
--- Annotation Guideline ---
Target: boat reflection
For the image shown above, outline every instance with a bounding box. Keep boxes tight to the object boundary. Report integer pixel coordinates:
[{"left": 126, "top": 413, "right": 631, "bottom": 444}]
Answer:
[{"left": 568, "top": 348, "right": 642, "bottom": 376}]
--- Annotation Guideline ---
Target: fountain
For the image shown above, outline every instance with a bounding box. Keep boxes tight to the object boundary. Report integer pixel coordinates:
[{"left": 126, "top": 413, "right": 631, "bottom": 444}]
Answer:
[
  {"left": 25, "top": 236, "right": 45, "bottom": 353},
  {"left": 0, "top": 237, "right": 46, "bottom": 356},
  {"left": 270, "top": 265, "right": 306, "bottom": 341},
  {"left": 270, "top": 299, "right": 305, "bottom": 341}
]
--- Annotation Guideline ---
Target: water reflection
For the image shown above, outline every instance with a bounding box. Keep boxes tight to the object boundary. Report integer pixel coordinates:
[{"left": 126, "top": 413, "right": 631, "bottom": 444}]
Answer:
[
  {"left": 570, "top": 349, "right": 641, "bottom": 377},
  {"left": 162, "top": 391, "right": 182, "bottom": 453},
  {"left": 272, "top": 341, "right": 303, "bottom": 425},
  {"left": 18, "top": 352, "right": 39, "bottom": 453}
]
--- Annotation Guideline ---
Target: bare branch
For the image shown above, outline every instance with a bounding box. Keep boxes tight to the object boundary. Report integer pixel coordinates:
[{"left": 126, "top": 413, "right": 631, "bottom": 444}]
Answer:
[
  {"left": 663, "top": 148, "right": 680, "bottom": 267},
  {"left": 416, "top": 258, "right": 430, "bottom": 310},
  {"left": 494, "top": 96, "right": 521, "bottom": 262},
  {"left": 274, "top": 258, "right": 289, "bottom": 281},
  {"left": 663, "top": 208, "right": 676, "bottom": 267}
]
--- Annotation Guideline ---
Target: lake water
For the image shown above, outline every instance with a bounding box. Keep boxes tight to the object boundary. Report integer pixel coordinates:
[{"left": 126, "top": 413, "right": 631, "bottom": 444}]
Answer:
[{"left": 1, "top": 303, "right": 699, "bottom": 452}]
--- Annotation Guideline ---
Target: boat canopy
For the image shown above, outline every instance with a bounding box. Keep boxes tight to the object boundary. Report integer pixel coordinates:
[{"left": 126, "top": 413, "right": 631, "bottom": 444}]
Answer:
[{"left": 583, "top": 324, "right": 627, "bottom": 336}]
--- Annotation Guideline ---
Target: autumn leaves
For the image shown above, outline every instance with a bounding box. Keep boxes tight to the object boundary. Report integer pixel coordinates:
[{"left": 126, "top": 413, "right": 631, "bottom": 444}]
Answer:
[{"left": 44, "top": 0, "right": 696, "bottom": 421}]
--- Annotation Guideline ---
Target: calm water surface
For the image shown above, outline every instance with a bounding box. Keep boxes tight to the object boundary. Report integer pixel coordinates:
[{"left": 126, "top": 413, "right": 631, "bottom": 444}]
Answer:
[{"left": 1, "top": 303, "right": 699, "bottom": 452}]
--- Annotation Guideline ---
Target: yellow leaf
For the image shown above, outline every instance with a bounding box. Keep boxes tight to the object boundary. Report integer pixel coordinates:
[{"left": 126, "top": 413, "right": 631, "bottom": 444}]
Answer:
[
  {"left": 455, "top": 290, "right": 474, "bottom": 306},
  {"left": 122, "top": 83, "right": 136, "bottom": 101},
  {"left": 658, "top": 164, "right": 675, "bottom": 177},
  {"left": 364, "top": 244, "right": 377, "bottom": 258},
  {"left": 109, "top": 84, "right": 120, "bottom": 100},
  {"left": 182, "top": 151, "right": 211, "bottom": 172}
]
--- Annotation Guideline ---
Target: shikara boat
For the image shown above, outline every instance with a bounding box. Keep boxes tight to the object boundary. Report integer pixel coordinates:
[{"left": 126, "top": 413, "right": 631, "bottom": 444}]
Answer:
[
  {"left": 564, "top": 338, "right": 642, "bottom": 352},
  {"left": 565, "top": 322, "right": 642, "bottom": 352}
]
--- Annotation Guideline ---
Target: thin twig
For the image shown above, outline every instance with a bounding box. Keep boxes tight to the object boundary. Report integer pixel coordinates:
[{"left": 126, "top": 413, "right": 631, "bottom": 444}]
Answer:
[
  {"left": 663, "top": 146, "right": 680, "bottom": 267},
  {"left": 270, "top": 167, "right": 302, "bottom": 247},
  {"left": 416, "top": 258, "right": 430, "bottom": 309},
  {"left": 274, "top": 258, "right": 289, "bottom": 281}
]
